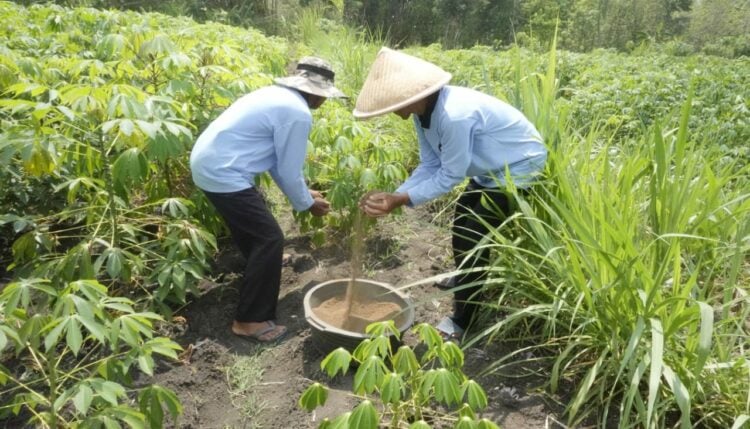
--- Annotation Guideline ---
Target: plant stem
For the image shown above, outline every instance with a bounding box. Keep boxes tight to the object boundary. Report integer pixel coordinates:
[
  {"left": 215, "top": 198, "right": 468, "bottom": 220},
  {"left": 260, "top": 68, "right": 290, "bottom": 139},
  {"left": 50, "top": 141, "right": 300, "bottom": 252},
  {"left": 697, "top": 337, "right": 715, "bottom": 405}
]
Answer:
[
  {"left": 45, "top": 352, "right": 59, "bottom": 429},
  {"left": 97, "top": 130, "right": 120, "bottom": 247}
]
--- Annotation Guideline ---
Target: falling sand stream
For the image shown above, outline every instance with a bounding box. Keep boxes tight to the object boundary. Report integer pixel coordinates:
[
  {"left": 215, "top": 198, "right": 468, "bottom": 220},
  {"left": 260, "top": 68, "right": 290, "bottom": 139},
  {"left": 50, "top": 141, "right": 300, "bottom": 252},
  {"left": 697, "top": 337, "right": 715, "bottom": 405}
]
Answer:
[{"left": 312, "top": 211, "right": 401, "bottom": 333}]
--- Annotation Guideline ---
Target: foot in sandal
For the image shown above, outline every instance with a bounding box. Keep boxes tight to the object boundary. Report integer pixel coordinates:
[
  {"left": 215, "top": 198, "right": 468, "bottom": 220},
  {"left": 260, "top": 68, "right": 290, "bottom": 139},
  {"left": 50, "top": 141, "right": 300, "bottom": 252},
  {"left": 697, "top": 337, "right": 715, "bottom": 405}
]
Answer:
[
  {"left": 436, "top": 316, "right": 465, "bottom": 344},
  {"left": 232, "top": 320, "right": 288, "bottom": 343}
]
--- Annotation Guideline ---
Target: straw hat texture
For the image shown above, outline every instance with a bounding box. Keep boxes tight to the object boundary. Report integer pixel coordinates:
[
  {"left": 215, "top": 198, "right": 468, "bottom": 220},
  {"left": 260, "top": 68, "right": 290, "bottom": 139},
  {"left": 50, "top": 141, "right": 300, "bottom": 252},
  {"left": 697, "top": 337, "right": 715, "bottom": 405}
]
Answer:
[
  {"left": 275, "top": 56, "right": 346, "bottom": 99},
  {"left": 353, "top": 47, "right": 452, "bottom": 119}
]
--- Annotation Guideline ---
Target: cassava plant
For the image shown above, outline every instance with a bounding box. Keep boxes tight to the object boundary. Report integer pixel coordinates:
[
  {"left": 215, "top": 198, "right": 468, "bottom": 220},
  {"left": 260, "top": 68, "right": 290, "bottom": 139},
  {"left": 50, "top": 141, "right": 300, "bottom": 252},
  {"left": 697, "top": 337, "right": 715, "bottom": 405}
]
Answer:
[
  {"left": 299, "top": 321, "right": 500, "bottom": 429},
  {"left": 0, "top": 2, "right": 289, "bottom": 309},
  {"left": 0, "top": 278, "right": 183, "bottom": 428},
  {"left": 296, "top": 104, "right": 409, "bottom": 245}
]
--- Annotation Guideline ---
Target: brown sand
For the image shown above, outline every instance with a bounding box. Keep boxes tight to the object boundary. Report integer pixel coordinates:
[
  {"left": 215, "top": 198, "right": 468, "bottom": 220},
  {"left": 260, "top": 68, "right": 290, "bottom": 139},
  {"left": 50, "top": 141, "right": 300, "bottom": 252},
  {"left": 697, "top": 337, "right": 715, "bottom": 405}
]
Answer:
[{"left": 313, "top": 296, "right": 401, "bottom": 333}]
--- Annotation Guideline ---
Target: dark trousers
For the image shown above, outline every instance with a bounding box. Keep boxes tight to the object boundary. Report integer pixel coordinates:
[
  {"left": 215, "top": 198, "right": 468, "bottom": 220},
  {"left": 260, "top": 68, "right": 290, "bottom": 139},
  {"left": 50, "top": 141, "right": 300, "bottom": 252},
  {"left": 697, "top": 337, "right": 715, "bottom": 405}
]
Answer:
[
  {"left": 451, "top": 180, "right": 517, "bottom": 329},
  {"left": 203, "top": 187, "right": 284, "bottom": 323}
]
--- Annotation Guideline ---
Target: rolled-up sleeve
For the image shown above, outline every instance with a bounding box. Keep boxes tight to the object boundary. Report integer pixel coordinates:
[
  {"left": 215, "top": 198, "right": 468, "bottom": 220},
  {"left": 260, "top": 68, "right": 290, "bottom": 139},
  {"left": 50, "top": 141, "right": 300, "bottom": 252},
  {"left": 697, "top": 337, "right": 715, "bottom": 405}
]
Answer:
[{"left": 269, "top": 119, "right": 315, "bottom": 211}]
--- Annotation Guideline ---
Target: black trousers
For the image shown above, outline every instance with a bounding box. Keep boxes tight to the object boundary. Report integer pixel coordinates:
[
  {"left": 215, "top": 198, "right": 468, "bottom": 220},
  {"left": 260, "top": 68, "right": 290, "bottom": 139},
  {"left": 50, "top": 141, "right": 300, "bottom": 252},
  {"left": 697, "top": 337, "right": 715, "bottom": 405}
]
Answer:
[
  {"left": 451, "top": 180, "right": 518, "bottom": 329},
  {"left": 203, "top": 187, "right": 284, "bottom": 323}
]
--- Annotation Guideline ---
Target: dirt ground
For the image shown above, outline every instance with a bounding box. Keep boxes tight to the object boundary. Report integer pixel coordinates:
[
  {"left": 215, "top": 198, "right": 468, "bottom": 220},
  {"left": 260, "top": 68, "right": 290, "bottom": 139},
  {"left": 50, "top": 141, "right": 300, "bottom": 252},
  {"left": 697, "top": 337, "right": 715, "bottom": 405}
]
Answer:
[{"left": 152, "top": 205, "right": 566, "bottom": 429}]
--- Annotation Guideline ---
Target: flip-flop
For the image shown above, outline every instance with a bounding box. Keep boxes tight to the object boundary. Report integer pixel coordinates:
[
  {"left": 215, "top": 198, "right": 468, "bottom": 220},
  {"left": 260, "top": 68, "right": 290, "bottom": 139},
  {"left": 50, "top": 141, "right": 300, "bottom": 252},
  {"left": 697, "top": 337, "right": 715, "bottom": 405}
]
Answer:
[
  {"left": 282, "top": 253, "right": 292, "bottom": 267},
  {"left": 233, "top": 321, "right": 288, "bottom": 343},
  {"left": 436, "top": 316, "right": 464, "bottom": 344},
  {"left": 434, "top": 275, "right": 456, "bottom": 290}
]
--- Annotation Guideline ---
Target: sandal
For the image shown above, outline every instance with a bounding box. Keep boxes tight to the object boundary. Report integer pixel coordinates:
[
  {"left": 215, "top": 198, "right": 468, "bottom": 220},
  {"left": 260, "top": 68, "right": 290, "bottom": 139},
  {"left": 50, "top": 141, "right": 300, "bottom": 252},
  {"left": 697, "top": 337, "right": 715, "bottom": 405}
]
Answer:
[
  {"left": 282, "top": 253, "right": 292, "bottom": 267},
  {"left": 233, "top": 320, "right": 288, "bottom": 343},
  {"left": 436, "top": 317, "right": 464, "bottom": 344},
  {"left": 434, "top": 275, "right": 456, "bottom": 290}
]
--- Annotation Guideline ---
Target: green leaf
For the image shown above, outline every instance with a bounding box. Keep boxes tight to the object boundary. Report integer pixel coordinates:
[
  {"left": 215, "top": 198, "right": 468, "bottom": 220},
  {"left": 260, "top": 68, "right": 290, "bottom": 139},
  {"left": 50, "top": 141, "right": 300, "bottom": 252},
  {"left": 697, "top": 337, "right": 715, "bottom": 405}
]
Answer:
[
  {"left": 161, "top": 198, "right": 191, "bottom": 218},
  {"left": 348, "top": 400, "right": 378, "bottom": 429},
  {"left": 74, "top": 384, "right": 94, "bottom": 415},
  {"left": 647, "top": 318, "right": 664, "bottom": 425},
  {"left": 106, "top": 249, "right": 124, "bottom": 279},
  {"left": 325, "top": 412, "right": 350, "bottom": 429},
  {"left": 353, "top": 356, "right": 386, "bottom": 395},
  {"left": 138, "top": 354, "right": 155, "bottom": 376},
  {"left": 392, "top": 346, "right": 420, "bottom": 376},
  {"left": 66, "top": 318, "right": 84, "bottom": 355},
  {"left": 454, "top": 416, "right": 477, "bottom": 429},
  {"left": 112, "top": 148, "right": 149, "bottom": 188},
  {"left": 363, "top": 335, "right": 391, "bottom": 359},
  {"left": 44, "top": 319, "right": 67, "bottom": 351},
  {"left": 156, "top": 385, "right": 182, "bottom": 420},
  {"left": 379, "top": 372, "right": 403, "bottom": 404},
  {"left": 662, "top": 365, "right": 691, "bottom": 429},
  {"left": 299, "top": 383, "right": 328, "bottom": 411},
  {"left": 408, "top": 420, "right": 432, "bottom": 429},
  {"left": 365, "top": 320, "right": 399, "bottom": 340},
  {"left": 321, "top": 348, "right": 352, "bottom": 378},
  {"left": 135, "top": 120, "right": 159, "bottom": 139},
  {"left": 693, "top": 301, "right": 713, "bottom": 374},
  {"left": 1, "top": 279, "right": 56, "bottom": 316},
  {"left": 54, "top": 386, "right": 76, "bottom": 413},
  {"left": 458, "top": 403, "right": 476, "bottom": 419},
  {"left": 139, "top": 388, "right": 163, "bottom": 429},
  {"left": 439, "top": 341, "right": 464, "bottom": 368},
  {"left": 731, "top": 415, "right": 750, "bottom": 429},
  {"left": 422, "top": 368, "right": 461, "bottom": 405},
  {"left": 91, "top": 379, "right": 126, "bottom": 406},
  {"left": 477, "top": 419, "right": 501, "bottom": 429},
  {"left": 138, "top": 385, "right": 182, "bottom": 429},
  {"left": 19, "top": 315, "right": 48, "bottom": 351},
  {"left": 352, "top": 339, "right": 372, "bottom": 362},
  {"left": 139, "top": 35, "right": 177, "bottom": 57},
  {"left": 108, "top": 406, "right": 146, "bottom": 429},
  {"left": 146, "top": 337, "right": 181, "bottom": 360},
  {"left": 96, "top": 34, "right": 128, "bottom": 59},
  {"left": 462, "top": 380, "right": 488, "bottom": 410},
  {"left": 162, "top": 52, "right": 191, "bottom": 69},
  {"left": 119, "top": 119, "right": 135, "bottom": 136},
  {"left": 146, "top": 134, "right": 186, "bottom": 162},
  {"left": 414, "top": 323, "right": 443, "bottom": 350}
]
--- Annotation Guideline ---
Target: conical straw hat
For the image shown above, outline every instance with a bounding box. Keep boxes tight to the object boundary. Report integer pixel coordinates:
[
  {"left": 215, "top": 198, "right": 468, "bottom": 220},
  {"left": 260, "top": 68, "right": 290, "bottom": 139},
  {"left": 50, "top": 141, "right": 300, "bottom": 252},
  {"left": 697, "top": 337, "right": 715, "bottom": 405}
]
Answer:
[{"left": 353, "top": 47, "right": 451, "bottom": 119}]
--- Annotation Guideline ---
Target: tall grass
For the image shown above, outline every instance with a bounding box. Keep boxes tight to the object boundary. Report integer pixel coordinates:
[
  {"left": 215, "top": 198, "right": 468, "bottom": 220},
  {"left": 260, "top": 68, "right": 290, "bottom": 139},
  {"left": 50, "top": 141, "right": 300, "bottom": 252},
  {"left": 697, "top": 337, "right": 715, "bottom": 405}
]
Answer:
[{"left": 470, "top": 40, "right": 750, "bottom": 428}]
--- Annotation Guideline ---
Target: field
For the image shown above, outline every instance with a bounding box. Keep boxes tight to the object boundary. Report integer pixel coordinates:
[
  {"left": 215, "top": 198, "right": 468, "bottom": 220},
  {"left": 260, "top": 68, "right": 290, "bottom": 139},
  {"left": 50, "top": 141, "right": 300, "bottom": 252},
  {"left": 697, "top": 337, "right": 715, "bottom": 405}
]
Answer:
[{"left": 0, "top": 2, "right": 748, "bottom": 428}]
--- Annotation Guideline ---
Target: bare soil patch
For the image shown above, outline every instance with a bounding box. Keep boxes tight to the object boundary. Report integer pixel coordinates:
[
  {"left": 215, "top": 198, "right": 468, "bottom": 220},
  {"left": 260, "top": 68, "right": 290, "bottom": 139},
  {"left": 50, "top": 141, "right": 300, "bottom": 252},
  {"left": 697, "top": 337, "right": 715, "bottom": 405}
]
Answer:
[{"left": 150, "top": 205, "right": 566, "bottom": 428}]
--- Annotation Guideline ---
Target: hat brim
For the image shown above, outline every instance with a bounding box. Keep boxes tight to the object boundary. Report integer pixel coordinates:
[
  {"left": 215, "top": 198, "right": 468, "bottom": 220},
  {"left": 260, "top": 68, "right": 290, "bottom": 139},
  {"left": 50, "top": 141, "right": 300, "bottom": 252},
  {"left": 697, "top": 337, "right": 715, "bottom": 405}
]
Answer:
[
  {"left": 352, "top": 74, "right": 451, "bottom": 119},
  {"left": 274, "top": 76, "right": 347, "bottom": 99}
]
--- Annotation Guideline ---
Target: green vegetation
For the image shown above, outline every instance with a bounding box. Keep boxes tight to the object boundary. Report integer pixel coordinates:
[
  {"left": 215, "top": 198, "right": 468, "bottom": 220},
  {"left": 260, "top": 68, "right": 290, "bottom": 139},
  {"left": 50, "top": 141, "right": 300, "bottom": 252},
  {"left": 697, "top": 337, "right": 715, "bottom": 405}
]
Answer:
[
  {"left": 226, "top": 350, "right": 267, "bottom": 421},
  {"left": 0, "top": 1, "right": 748, "bottom": 428},
  {"left": 0, "top": 279, "right": 182, "bottom": 427},
  {"left": 299, "top": 321, "right": 500, "bottom": 429},
  {"left": 15, "top": 0, "right": 750, "bottom": 57}
]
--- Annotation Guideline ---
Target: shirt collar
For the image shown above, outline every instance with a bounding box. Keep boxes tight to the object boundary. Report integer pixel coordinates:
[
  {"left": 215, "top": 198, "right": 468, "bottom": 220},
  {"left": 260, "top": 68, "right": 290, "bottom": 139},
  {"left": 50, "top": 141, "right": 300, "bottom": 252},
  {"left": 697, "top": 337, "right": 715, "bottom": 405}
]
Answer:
[{"left": 417, "top": 89, "right": 441, "bottom": 129}]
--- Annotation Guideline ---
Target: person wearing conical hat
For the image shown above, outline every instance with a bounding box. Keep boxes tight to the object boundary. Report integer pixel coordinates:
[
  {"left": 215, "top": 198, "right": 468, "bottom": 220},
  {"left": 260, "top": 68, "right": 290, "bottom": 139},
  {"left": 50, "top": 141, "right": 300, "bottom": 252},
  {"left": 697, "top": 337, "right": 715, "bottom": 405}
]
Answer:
[
  {"left": 356, "top": 47, "right": 547, "bottom": 342},
  {"left": 190, "top": 57, "right": 346, "bottom": 343}
]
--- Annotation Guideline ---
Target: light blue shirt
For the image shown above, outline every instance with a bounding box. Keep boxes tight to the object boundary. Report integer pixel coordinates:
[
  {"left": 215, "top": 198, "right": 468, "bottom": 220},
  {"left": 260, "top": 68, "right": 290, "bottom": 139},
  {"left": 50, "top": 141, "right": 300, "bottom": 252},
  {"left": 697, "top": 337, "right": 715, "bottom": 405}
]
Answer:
[
  {"left": 189, "top": 85, "right": 315, "bottom": 211},
  {"left": 396, "top": 86, "right": 547, "bottom": 206}
]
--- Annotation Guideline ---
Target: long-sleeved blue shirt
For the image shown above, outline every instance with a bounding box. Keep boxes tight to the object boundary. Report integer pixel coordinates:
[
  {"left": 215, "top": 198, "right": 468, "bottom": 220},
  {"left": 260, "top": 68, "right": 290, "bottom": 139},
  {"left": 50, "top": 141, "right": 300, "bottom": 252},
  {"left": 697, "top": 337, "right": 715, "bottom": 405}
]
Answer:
[
  {"left": 396, "top": 86, "right": 547, "bottom": 206},
  {"left": 189, "top": 85, "right": 315, "bottom": 211}
]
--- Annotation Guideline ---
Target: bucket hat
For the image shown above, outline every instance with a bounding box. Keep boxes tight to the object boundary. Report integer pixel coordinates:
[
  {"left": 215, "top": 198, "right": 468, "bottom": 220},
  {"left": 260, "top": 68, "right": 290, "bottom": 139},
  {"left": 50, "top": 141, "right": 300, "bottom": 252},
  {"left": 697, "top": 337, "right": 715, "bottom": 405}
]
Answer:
[
  {"left": 353, "top": 47, "right": 452, "bottom": 119},
  {"left": 275, "top": 56, "right": 346, "bottom": 99}
]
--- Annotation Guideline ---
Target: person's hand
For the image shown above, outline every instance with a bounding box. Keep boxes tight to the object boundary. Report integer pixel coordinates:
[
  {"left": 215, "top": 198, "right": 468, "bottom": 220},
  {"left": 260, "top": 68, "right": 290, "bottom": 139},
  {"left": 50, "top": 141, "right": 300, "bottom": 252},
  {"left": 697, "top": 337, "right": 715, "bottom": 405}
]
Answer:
[
  {"left": 309, "top": 197, "right": 330, "bottom": 217},
  {"left": 309, "top": 189, "right": 324, "bottom": 199},
  {"left": 359, "top": 191, "right": 409, "bottom": 217}
]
